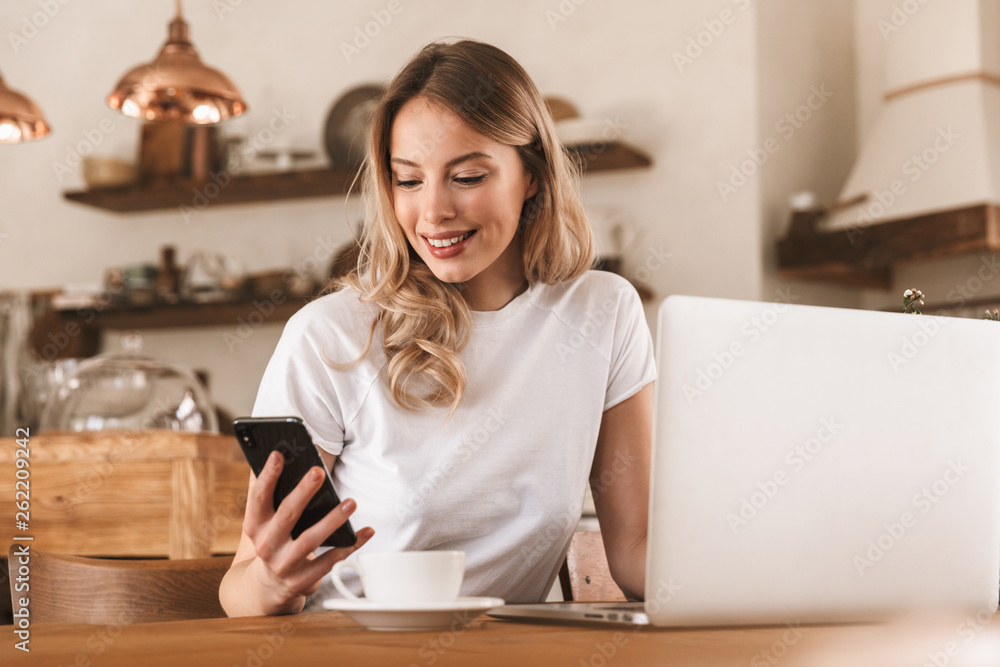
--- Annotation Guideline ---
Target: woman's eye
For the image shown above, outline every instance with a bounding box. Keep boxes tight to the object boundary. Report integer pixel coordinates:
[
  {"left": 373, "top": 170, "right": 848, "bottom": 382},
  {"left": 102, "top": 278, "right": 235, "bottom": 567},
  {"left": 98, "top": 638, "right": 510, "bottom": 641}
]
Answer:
[
  {"left": 394, "top": 179, "right": 420, "bottom": 189},
  {"left": 455, "top": 175, "right": 487, "bottom": 186}
]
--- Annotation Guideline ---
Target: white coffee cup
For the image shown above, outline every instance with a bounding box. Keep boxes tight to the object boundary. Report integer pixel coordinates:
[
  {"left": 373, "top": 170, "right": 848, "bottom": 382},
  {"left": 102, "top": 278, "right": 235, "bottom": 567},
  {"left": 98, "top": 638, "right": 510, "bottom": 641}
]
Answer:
[{"left": 331, "top": 551, "right": 466, "bottom": 605}]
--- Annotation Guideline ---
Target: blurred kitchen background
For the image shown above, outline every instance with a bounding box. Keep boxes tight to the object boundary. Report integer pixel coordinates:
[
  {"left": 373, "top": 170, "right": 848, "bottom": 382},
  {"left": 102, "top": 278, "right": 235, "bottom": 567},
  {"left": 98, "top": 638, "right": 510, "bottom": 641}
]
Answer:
[{"left": 2, "top": 0, "right": 997, "bottom": 434}]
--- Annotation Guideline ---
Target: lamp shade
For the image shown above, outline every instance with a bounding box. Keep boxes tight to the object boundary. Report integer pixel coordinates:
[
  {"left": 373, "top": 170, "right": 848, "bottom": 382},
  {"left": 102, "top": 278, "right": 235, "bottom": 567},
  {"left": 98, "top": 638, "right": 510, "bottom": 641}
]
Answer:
[
  {"left": 107, "top": 12, "right": 247, "bottom": 124},
  {"left": 0, "top": 71, "right": 51, "bottom": 143}
]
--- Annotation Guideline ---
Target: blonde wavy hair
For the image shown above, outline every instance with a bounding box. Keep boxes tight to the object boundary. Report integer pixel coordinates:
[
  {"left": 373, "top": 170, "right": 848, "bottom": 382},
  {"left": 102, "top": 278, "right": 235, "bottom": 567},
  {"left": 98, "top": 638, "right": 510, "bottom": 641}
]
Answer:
[{"left": 338, "top": 39, "right": 595, "bottom": 414}]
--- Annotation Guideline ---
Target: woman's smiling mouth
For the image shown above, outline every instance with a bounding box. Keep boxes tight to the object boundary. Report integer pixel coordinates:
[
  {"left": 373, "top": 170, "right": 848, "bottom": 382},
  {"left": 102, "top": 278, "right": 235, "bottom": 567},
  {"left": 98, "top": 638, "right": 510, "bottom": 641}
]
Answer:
[
  {"left": 426, "top": 231, "right": 474, "bottom": 248},
  {"left": 422, "top": 230, "right": 477, "bottom": 257}
]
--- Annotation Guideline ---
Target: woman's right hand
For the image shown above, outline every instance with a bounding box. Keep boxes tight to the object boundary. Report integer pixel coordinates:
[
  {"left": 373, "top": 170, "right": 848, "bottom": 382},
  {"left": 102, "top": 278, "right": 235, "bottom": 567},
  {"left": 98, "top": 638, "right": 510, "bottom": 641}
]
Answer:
[{"left": 231, "top": 450, "right": 374, "bottom": 615}]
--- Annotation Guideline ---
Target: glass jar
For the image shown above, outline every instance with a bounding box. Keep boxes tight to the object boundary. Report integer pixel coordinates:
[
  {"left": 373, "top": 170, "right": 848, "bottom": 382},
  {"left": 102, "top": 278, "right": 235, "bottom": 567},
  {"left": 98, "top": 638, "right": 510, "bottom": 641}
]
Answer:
[{"left": 38, "top": 333, "right": 218, "bottom": 433}]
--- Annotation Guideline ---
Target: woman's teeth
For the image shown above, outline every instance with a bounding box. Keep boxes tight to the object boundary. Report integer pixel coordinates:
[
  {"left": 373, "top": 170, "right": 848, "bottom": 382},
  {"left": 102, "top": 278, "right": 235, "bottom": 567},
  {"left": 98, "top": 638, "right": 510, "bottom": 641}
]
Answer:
[{"left": 427, "top": 232, "right": 472, "bottom": 248}]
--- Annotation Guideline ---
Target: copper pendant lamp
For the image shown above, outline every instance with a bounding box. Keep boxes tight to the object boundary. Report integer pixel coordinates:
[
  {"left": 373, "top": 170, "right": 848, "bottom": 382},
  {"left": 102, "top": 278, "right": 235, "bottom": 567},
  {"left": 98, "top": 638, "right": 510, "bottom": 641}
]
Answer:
[
  {"left": 107, "top": 0, "right": 247, "bottom": 124},
  {"left": 0, "top": 69, "right": 51, "bottom": 143}
]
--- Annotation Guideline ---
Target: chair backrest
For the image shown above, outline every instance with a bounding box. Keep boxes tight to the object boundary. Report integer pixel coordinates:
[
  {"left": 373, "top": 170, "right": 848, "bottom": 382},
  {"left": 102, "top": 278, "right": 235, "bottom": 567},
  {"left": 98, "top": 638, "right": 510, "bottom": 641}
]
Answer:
[
  {"left": 558, "top": 531, "right": 626, "bottom": 602},
  {"left": 8, "top": 545, "right": 233, "bottom": 624}
]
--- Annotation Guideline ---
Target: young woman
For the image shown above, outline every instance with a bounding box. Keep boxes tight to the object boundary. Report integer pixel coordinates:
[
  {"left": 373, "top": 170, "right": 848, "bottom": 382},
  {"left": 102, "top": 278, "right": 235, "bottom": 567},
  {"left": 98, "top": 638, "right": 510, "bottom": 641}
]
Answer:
[{"left": 220, "top": 39, "right": 655, "bottom": 617}]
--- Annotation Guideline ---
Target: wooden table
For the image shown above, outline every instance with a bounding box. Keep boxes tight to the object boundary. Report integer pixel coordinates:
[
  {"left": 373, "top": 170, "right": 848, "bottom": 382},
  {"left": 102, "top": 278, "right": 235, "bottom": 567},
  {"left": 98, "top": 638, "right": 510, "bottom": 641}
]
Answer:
[
  {"left": 4, "top": 610, "right": 1000, "bottom": 667},
  {"left": 0, "top": 431, "right": 248, "bottom": 559}
]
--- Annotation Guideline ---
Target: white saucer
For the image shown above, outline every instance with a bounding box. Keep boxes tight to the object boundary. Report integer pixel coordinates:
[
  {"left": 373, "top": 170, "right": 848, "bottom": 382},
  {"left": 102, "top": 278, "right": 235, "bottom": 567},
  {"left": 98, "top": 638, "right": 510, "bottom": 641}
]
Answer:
[{"left": 322, "top": 596, "right": 505, "bottom": 631}]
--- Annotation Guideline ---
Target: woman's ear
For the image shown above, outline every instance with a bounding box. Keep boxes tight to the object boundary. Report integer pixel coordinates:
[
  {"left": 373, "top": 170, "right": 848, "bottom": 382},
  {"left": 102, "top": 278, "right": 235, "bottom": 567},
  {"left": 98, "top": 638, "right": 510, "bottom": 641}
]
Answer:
[{"left": 524, "top": 173, "right": 539, "bottom": 200}]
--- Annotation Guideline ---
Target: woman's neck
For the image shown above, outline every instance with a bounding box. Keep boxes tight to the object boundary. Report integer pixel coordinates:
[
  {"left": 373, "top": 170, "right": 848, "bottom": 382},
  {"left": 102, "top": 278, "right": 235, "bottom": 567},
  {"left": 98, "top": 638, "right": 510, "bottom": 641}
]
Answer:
[{"left": 461, "top": 234, "right": 527, "bottom": 311}]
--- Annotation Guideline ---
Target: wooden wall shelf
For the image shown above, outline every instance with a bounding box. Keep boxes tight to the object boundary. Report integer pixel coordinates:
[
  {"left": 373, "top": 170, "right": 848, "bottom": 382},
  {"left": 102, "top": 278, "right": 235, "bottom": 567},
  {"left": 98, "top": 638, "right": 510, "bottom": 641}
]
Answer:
[
  {"left": 776, "top": 203, "right": 1000, "bottom": 289},
  {"left": 59, "top": 295, "right": 315, "bottom": 331},
  {"left": 29, "top": 291, "right": 319, "bottom": 359},
  {"left": 64, "top": 168, "right": 355, "bottom": 214},
  {"left": 42, "top": 140, "right": 653, "bottom": 353},
  {"left": 63, "top": 142, "right": 652, "bottom": 214}
]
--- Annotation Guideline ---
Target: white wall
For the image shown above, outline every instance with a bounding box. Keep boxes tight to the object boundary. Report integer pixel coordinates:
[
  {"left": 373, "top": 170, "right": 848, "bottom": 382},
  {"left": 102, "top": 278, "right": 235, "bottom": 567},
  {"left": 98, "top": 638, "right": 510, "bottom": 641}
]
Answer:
[
  {"left": 0, "top": 0, "right": 856, "bottom": 419},
  {"left": 757, "top": 0, "right": 860, "bottom": 310}
]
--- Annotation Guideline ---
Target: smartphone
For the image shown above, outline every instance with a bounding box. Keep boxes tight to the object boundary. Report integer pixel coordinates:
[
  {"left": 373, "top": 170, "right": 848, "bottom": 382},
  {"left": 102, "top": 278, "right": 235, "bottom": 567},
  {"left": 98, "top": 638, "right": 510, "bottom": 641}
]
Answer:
[{"left": 233, "top": 416, "right": 357, "bottom": 548}]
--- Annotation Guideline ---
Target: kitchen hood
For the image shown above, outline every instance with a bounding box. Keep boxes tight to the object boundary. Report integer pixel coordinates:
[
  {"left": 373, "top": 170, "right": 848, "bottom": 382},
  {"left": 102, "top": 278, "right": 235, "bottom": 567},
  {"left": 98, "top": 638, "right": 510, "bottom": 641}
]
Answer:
[{"left": 823, "top": 0, "right": 1000, "bottom": 235}]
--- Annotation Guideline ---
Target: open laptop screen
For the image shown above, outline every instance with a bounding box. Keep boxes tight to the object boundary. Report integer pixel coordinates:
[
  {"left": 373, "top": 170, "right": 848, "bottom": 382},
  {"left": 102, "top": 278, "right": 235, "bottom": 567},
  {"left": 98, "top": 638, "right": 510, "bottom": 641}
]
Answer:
[{"left": 646, "top": 295, "right": 1000, "bottom": 626}]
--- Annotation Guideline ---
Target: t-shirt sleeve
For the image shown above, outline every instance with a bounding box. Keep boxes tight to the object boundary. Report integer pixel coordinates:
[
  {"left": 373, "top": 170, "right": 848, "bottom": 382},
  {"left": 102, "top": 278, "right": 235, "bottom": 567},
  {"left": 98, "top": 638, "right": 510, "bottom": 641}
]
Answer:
[
  {"left": 604, "top": 283, "right": 657, "bottom": 411},
  {"left": 251, "top": 310, "right": 348, "bottom": 456}
]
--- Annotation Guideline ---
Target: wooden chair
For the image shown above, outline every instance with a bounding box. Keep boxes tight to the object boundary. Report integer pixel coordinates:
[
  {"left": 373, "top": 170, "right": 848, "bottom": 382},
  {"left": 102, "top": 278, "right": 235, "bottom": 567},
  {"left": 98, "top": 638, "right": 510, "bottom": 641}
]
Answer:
[
  {"left": 7, "top": 546, "right": 233, "bottom": 624},
  {"left": 558, "top": 530, "right": 627, "bottom": 602}
]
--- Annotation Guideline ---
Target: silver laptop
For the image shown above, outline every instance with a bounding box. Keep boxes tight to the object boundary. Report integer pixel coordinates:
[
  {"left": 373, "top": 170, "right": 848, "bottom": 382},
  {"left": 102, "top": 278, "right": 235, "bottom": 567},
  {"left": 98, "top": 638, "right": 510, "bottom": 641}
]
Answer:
[{"left": 491, "top": 295, "right": 1000, "bottom": 626}]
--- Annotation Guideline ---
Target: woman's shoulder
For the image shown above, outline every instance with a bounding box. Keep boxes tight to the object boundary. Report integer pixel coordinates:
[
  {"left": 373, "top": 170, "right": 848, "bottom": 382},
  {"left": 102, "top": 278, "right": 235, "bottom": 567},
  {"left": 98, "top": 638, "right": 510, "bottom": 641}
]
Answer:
[
  {"left": 282, "top": 286, "right": 378, "bottom": 340},
  {"left": 523, "top": 271, "right": 646, "bottom": 353},
  {"left": 531, "top": 269, "right": 642, "bottom": 313}
]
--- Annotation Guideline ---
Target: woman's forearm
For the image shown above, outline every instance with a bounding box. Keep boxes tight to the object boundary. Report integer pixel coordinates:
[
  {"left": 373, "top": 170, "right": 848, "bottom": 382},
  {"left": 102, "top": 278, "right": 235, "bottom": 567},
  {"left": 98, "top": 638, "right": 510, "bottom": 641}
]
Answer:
[{"left": 611, "top": 533, "right": 647, "bottom": 602}]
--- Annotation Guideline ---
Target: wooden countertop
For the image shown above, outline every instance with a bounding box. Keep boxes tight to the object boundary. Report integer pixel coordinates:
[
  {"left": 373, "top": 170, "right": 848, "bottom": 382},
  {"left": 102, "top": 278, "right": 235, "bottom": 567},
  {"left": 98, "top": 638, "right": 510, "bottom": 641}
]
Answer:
[{"left": 4, "top": 608, "right": 1000, "bottom": 667}]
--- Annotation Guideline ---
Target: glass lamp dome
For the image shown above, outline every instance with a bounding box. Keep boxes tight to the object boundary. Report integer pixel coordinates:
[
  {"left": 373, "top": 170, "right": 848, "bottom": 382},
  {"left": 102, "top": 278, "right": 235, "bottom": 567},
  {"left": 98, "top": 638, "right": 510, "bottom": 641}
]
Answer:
[{"left": 39, "top": 333, "right": 218, "bottom": 433}]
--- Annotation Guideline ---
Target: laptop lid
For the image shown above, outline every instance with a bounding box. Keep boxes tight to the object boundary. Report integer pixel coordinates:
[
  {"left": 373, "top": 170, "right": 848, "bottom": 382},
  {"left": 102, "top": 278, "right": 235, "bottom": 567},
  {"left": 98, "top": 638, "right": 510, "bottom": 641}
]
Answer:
[{"left": 646, "top": 295, "right": 1000, "bottom": 626}]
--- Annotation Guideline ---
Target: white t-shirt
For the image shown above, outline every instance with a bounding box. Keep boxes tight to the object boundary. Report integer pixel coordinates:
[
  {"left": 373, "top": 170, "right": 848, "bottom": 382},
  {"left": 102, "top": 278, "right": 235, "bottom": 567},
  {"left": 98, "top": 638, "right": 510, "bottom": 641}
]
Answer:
[{"left": 252, "top": 270, "right": 656, "bottom": 604}]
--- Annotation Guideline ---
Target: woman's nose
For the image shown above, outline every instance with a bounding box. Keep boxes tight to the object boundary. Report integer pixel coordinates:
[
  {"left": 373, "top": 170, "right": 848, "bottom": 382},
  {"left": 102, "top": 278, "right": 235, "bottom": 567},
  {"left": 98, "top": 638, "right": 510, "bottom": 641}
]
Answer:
[{"left": 421, "top": 181, "right": 456, "bottom": 225}]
